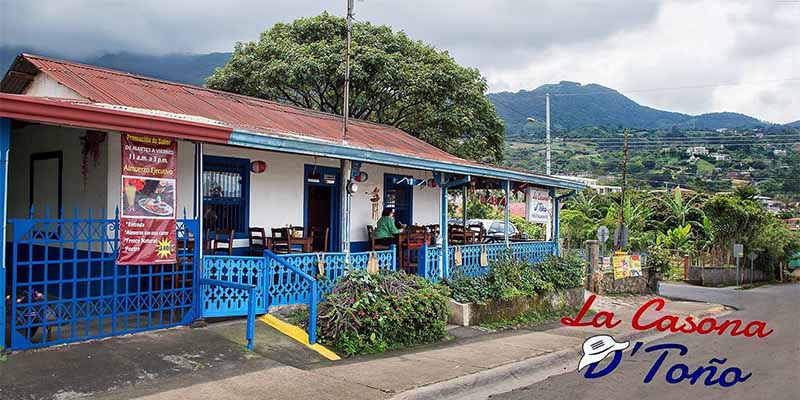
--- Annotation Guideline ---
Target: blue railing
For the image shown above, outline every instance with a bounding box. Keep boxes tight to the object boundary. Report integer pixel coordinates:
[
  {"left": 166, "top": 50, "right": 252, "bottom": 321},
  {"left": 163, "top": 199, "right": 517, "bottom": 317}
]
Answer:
[
  {"left": 199, "top": 278, "right": 256, "bottom": 350},
  {"left": 269, "top": 249, "right": 396, "bottom": 306},
  {"left": 418, "top": 244, "right": 443, "bottom": 282},
  {"left": 5, "top": 208, "right": 198, "bottom": 351},
  {"left": 264, "top": 251, "right": 317, "bottom": 345},
  {"left": 418, "top": 241, "right": 556, "bottom": 281},
  {"left": 200, "top": 255, "right": 268, "bottom": 317}
]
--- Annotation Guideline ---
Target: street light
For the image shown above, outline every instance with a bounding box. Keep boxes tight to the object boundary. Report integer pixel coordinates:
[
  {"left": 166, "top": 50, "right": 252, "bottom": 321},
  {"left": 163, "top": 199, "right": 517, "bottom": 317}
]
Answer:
[{"left": 525, "top": 92, "right": 551, "bottom": 176}]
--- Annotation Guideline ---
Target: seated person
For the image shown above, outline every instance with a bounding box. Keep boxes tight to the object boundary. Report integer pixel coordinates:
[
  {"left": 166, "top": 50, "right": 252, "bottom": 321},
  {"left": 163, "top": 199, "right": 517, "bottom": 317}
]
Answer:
[{"left": 374, "top": 207, "right": 404, "bottom": 246}]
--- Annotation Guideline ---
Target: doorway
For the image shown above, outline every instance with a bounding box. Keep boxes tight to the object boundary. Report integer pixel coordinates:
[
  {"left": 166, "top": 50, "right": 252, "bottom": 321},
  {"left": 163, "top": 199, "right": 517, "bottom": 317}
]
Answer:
[
  {"left": 384, "top": 174, "right": 413, "bottom": 226},
  {"left": 304, "top": 165, "right": 341, "bottom": 252}
]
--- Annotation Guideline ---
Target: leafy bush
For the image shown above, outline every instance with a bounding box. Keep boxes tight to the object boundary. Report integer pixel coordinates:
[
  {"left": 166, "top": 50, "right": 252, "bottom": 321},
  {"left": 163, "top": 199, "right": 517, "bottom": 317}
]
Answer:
[
  {"left": 646, "top": 245, "right": 674, "bottom": 274},
  {"left": 489, "top": 255, "right": 553, "bottom": 298},
  {"left": 315, "top": 270, "right": 450, "bottom": 356},
  {"left": 537, "top": 253, "right": 585, "bottom": 290},
  {"left": 445, "top": 253, "right": 584, "bottom": 303},
  {"left": 447, "top": 274, "right": 492, "bottom": 304}
]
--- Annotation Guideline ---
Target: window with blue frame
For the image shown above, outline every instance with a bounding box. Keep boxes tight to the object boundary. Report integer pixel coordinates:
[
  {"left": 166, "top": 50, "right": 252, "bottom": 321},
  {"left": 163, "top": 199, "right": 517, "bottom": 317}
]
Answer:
[{"left": 203, "top": 155, "right": 250, "bottom": 237}]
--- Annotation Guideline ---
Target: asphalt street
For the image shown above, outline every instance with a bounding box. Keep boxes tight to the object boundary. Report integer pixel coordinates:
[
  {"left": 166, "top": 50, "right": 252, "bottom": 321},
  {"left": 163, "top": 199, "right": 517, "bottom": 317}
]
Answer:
[{"left": 490, "top": 282, "right": 800, "bottom": 400}]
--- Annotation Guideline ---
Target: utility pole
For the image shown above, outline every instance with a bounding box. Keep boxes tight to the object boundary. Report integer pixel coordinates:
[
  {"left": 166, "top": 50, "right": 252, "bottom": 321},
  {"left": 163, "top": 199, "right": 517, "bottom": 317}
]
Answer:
[
  {"left": 545, "top": 92, "right": 551, "bottom": 175},
  {"left": 342, "top": 0, "right": 354, "bottom": 145},
  {"left": 616, "top": 128, "right": 629, "bottom": 251}
]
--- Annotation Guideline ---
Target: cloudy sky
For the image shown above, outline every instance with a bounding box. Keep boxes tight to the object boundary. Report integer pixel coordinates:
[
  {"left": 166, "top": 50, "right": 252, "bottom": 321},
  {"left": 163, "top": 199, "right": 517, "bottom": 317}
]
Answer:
[{"left": 1, "top": 0, "right": 798, "bottom": 123}]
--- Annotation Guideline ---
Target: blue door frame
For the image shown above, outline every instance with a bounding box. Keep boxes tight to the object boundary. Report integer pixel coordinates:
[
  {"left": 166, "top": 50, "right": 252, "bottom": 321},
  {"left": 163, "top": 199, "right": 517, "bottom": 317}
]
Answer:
[
  {"left": 303, "top": 165, "right": 341, "bottom": 252},
  {"left": 384, "top": 174, "right": 414, "bottom": 226}
]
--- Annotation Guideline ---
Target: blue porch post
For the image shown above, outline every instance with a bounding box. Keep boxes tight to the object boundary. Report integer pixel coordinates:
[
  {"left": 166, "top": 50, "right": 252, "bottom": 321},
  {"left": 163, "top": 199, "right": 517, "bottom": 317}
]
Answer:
[
  {"left": 193, "top": 142, "right": 204, "bottom": 321},
  {"left": 549, "top": 188, "right": 557, "bottom": 255},
  {"left": 438, "top": 173, "right": 448, "bottom": 280},
  {"left": 0, "top": 118, "right": 10, "bottom": 351},
  {"left": 341, "top": 160, "right": 352, "bottom": 259},
  {"left": 504, "top": 180, "right": 510, "bottom": 247},
  {"left": 553, "top": 195, "right": 561, "bottom": 256}
]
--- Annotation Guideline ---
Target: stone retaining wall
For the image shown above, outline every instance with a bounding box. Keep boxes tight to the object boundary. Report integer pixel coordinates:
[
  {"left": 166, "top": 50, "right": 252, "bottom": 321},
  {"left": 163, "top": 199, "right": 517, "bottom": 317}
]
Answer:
[
  {"left": 447, "top": 287, "right": 585, "bottom": 327},
  {"left": 687, "top": 266, "right": 769, "bottom": 286},
  {"left": 591, "top": 271, "right": 649, "bottom": 295}
]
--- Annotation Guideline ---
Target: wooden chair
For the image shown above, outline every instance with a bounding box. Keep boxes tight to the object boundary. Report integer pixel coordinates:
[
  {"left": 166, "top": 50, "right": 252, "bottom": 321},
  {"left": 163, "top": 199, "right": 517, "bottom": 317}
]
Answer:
[
  {"left": 367, "top": 225, "right": 392, "bottom": 251},
  {"left": 270, "top": 227, "right": 293, "bottom": 254},
  {"left": 425, "top": 224, "right": 440, "bottom": 246},
  {"left": 248, "top": 227, "right": 267, "bottom": 256},
  {"left": 309, "top": 226, "right": 330, "bottom": 252},
  {"left": 211, "top": 229, "right": 235, "bottom": 255},
  {"left": 467, "top": 223, "right": 485, "bottom": 244},
  {"left": 400, "top": 231, "right": 428, "bottom": 274},
  {"left": 448, "top": 224, "right": 466, "bottom": 245}
]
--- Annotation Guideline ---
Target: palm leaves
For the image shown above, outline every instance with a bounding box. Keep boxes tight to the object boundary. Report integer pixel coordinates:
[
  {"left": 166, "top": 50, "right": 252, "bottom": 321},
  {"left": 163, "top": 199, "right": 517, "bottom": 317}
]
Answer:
[{"left": 659, "top": 187, "right": 704, "bottom": 229}]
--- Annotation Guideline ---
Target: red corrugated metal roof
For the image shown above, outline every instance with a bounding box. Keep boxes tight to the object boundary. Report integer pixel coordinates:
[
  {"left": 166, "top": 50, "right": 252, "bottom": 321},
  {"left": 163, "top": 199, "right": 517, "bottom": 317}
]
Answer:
[
  {"left": 5, "top": 54, "right": 580, "bottom": 188},
  {"left": 19, "top": 53, "right": 462, "bottom": 162}
]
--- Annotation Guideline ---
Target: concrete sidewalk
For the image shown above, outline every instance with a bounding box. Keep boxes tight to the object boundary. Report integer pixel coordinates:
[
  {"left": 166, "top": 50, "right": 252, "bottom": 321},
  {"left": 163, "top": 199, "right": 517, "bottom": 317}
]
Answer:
[{"left": 0, "top": 295, "right": 726, "bottom": 400}]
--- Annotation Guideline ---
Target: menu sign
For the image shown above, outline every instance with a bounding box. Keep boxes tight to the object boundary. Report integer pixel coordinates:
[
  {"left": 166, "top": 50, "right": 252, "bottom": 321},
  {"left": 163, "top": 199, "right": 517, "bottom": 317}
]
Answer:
[{"left": 118, "top": 133, "right": 178, "bottom": 265}]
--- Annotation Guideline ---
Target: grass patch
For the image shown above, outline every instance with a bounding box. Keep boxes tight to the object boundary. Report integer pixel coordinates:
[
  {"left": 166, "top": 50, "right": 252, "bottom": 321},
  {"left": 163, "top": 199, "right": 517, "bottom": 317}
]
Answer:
[{"left": 478, "top": 307, "right": 593, "bottom": 331}]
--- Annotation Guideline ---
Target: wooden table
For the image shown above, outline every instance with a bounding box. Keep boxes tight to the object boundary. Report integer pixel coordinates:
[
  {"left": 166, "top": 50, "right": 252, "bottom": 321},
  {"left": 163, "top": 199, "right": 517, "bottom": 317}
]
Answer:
[{"left": 268, "top": 236, "right": 314, "bottom": 253}]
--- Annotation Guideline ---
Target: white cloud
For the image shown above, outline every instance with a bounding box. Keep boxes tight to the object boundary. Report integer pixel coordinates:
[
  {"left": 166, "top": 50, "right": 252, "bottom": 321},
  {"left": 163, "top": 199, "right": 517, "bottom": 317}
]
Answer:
[{"left": 0, "top": 0, "right": 797, "bottom": 122}]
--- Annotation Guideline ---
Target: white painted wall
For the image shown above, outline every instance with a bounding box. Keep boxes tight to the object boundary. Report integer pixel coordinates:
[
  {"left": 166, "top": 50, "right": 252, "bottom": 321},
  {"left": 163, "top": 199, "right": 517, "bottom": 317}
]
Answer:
[
  {"left": 23, "top": 74, "right": 84, "bottom": 100},
  {"left": 6, "top": 125, "right": 440, "bottom": 249},
  {"left": 197, "top": 145, "right": 441, "bottom": 245},
  {"left": 8, "top": 124, "right": 108, "bottom": 220}
]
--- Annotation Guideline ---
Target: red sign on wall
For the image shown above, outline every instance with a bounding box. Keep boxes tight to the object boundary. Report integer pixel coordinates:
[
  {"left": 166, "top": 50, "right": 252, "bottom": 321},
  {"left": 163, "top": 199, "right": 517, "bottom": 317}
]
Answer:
[{"left": 118, "top": 133, "right": 178, "bottom": 265}]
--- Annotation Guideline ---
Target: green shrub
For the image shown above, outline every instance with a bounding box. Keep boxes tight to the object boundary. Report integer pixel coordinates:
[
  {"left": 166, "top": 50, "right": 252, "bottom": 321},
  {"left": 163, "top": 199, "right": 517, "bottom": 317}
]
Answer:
[
  {"left": 446, "top": 274, "right": 492, "bottom": 304},
  {"left": 315, "top": 270, "right": 450, "bottom": 356},
  {"left": 445, "top": 253, "right": 584, "bottom": 302},
  {"left": 537, "top": 253, "right": 584, "bottom": 290},
  {"left": 646, "top": 245, "right": 674, "bottom": 274},
  {"left": 489, "top": 255, "right": 553, "bottom": 298}
]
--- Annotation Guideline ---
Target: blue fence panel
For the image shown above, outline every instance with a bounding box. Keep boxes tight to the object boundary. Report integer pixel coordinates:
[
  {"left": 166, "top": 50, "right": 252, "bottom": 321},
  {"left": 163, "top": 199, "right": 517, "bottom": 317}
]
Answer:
[
  {"left": 447, "top": 243, "right": 507, "bottom": 278},
  {"left": 200, "top": 256, "right": 268, "bottom": 318},
  {"left": 268, "top": 250, "right": 396, "bottom": 307},
  {"left": 7, "top": 209, "right": 198, "bottom": 350},
  {"left": 418, "top": 245, "right": 442, "bottom": 282},
  {"left": 509, "top": 241, "right": 554, "bottom": 264}
]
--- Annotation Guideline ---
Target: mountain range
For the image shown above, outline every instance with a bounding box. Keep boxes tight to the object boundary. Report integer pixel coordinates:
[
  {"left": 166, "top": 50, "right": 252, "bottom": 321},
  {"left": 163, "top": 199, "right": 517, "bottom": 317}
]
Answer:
[
  {"left": 486, "top": 81, "right": 776, "bottom": 136},
  {"left": 1, "top": 47, "right": 795, "bottom": 132}
]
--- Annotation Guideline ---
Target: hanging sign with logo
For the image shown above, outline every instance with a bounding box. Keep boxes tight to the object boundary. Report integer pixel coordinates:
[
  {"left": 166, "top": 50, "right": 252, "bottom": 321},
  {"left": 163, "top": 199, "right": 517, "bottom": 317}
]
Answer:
[
  {"left": 526, "top": 187, "right": 552, "bottom": 224},
  {"left": 118, "top": 133, "right": 178, "bottom": 265}
]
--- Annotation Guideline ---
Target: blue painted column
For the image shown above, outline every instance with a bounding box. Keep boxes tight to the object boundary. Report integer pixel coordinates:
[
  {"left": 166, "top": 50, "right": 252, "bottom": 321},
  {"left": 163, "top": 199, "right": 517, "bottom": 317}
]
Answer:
[
  {"left": 504, "top": 180, "right": 510, "bottom": 247},
  {"left": 438, "top": 173, "right": 448, "bottom": 280},
  {"left": 193, "top": 142, "right": 204, "bottom": 321},
  {"left": 0, "top": 118, "right": 11, "bottom": 351},
  {"left": 341, "top": 160, "right": 352, "bottom": 260},
  {"left": 551, "top": 188, "right": 560, "bottom": 256}
]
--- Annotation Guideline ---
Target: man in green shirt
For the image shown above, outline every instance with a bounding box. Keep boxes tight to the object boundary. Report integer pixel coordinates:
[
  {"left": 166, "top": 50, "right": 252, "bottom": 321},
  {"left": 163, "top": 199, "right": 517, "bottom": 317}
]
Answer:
[{"left": 374, "top": 207, "right": 403, "bottom": 246}]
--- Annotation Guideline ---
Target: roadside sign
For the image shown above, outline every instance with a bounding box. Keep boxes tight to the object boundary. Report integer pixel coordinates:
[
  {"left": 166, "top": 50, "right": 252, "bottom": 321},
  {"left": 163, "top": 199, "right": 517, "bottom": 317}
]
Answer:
[
  {"left": 747, "top": 252, "right": 758, "bottom": 261},
  {"left": 597, "top": 226, "right": 609, "bottom": 243},
  {"left": 733, "top": 244, "right": 744, "bottom": 258}
]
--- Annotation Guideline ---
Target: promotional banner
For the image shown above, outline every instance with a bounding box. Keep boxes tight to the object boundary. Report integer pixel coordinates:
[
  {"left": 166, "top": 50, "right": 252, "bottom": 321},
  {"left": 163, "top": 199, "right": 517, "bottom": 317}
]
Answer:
[
  {"left": 612, "top": 253, "right": 643, "bottom": 279},
  {"left": 525, "top": 187, "right": 552, "bottom": 225},
  {"left": 118, "top": 133, "right": 178, "bottom": 265}
]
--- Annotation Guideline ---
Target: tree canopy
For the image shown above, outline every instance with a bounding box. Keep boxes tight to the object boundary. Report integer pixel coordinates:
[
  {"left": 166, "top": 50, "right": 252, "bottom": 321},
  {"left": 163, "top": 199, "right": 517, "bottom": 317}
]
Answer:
[{"left": 206, "top": 13, "right": 505, "bottom": 162}]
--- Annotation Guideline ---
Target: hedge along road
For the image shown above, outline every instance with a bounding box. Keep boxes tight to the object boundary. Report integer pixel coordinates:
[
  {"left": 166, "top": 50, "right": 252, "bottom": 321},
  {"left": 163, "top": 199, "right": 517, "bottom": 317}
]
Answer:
[{"left": 490, "top": 283, "right": 799, "bottom": 400}]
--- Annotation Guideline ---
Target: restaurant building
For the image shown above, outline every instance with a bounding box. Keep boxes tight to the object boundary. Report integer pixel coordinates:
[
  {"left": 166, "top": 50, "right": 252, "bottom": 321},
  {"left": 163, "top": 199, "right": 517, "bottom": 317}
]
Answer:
[{"left": 0, "top": 54, "right": 584, "bottom": 351}]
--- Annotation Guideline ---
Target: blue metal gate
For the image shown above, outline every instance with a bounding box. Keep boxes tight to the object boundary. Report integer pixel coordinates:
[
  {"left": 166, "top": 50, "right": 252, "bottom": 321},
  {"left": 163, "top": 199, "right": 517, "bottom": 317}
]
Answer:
[{"left": 5, "top": 208, "right": 199, "bottom": 350}]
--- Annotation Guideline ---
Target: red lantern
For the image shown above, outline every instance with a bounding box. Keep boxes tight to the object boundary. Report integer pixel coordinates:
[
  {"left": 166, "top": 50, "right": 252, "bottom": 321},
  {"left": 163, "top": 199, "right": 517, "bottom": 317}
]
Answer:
[
  {"left": 354, "top": 171, "right": 369, "bottom": 182},
  {"left": 250, "top": 160, "right": 266, "bottom": 173},
  {"left": 427, "top": 178, "right": 437, "bottom": 188}
]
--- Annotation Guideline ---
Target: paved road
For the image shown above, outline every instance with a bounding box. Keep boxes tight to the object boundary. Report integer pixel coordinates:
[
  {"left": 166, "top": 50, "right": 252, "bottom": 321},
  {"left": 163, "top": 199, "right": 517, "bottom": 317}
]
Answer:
[{"left": 490, "top": 283, "right": 800, "bottom": 400}]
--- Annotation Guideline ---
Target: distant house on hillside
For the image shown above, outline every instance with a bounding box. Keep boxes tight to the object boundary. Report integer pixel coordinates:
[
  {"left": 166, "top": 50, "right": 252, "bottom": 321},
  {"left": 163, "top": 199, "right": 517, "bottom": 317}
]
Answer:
[
  {"left": 755, "top": 196, "right": 786, "bottom": 213},
  {"left": 553, "top": 175, "right": 621, "bottom": 194},
  {"left": 773, "top": 149, "right": 787, "bottom": 156},
  {"left": 686, "top": 146, "right": 709, "bottom": 156},
  {"left": 710, "top": 152, "right": 728, "bottom": 161}
]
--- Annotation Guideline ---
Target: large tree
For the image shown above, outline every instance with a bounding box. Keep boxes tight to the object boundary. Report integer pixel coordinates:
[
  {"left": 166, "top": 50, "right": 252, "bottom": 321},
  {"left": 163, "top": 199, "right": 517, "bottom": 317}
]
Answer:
[{"left": 206, "top": 13, "right": 505, "bottom": 162}]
